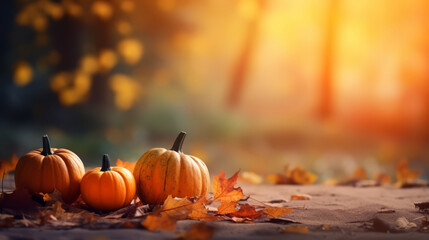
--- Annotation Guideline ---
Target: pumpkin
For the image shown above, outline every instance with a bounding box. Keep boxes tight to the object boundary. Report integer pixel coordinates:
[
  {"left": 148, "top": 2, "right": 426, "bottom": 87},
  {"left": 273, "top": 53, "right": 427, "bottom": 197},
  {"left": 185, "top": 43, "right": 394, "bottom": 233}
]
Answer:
[
  {"left": 14, "top": 135, "right": 85, "bottom": 204},
  {"left": 80, "top": 154, "right": 136, "bottom": 211},
  {"left": 133, "top": 131, "right": 210, "bottom": 204}
]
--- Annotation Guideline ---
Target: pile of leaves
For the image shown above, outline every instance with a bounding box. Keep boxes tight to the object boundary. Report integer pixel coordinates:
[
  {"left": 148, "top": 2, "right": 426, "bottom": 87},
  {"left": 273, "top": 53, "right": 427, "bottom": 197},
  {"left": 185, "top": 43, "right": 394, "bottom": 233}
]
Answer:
[{"left": 0, "top": 169, "right": 296, "bottom": 237}]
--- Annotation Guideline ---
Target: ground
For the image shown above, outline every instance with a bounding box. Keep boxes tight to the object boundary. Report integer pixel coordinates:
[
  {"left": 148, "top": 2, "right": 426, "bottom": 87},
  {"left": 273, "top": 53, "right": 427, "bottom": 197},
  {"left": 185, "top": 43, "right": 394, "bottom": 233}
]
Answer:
[{"left": 1, "top": 177, "right": 428, "bottom": 239}]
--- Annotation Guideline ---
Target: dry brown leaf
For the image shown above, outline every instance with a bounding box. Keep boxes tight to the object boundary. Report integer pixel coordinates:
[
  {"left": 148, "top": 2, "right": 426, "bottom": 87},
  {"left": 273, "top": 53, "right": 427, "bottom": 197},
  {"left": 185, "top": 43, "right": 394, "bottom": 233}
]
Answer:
[
  {"left": 267, "top": 165, "right": 317, "bottom": 185},
  {"left": 415, "top": 202, "right": 429, "bottom": 212},
  {"left": 281, "top": 225, "right": 309, "bottom": 233},
  {"left": 263, "top": 207, "right": 293, "bottom": 218},
  {"left": 396, "top": 159, "right": 419, "bottom": 184},
  {"left": 227, "top": 204, "right": 262, "bottom": 220},
  {"left": 42, "top": 189, "right": 63, "bottom": 204},
  {"left": 290, "top": 194, "right": 312, "bottom": 200},
  {"left": 183, "top": 222, "right": 214, "bottom": 240},
  {"left": 141, "top": 214, "right": 176, "bottom": 231},
  {"left": 239, "top": 171, "right": 263, "bottom": 184},
  {"left": 0, "top": 188, "right": 40, "bottom": 212},
  {"left": 0, "top": 154, "right": 18, "bottom": 176},
  {"left": 213, "top": 171, "right": 245, "bottom": 203},
  {"left": 116, "top": 158, "right": 136, "bottom": 173}
]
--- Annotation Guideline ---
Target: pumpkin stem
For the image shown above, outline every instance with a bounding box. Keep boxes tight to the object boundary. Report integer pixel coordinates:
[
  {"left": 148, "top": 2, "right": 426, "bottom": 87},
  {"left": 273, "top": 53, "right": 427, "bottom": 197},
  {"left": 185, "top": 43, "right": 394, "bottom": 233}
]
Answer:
[
  {"left": 171, "top": 131, "right": 187, "bottom": 153},
  {"left": 41, "top": 135, "right": 53, "bottom": 156},
  {"left": 101, "top": 154, "right": 111, "bottom": 171}
]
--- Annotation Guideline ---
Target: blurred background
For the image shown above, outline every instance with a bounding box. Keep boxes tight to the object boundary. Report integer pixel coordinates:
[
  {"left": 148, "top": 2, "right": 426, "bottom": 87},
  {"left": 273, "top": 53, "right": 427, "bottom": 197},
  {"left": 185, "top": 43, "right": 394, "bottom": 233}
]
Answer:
[{"left": 1, "top": 0, "right": 429, "bottom": 181}]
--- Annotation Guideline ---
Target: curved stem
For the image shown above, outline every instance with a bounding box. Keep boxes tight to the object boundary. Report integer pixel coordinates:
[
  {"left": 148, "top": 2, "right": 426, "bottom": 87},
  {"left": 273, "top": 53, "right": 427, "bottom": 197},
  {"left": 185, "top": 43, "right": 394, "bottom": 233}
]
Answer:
[
  {"left": 101, "top": 154, "right": 111, "bottom": 171},
  {"left": 41, "top": 135, "right": 53, "bottom": 156},
  {"left": 171, "top": 131, "right": 187, "bottom": 153}
]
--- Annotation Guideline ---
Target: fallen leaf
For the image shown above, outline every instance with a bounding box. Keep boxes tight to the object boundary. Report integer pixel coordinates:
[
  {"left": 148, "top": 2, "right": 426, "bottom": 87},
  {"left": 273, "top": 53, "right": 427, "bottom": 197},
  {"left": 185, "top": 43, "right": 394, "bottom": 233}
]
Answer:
[
  {"left": 396, "top": 217, "right": 417, "bottom": 229},
  {"left": 116, "top": 158, "right": 136, "bottom": 173},
  {"left": 239, "top": 171, "right": 263, "bottom": 184},
  {"left": 377, "top": 208, "right": 395, "bottom": 213},
  {"left": 281, "top": 225, "right": 309, "bottom": 233},
  {"left": 373, "top": 217, "right": 391, "bottom": 232},
  {"left": 42, "top": 189, "right": 63, "bottom": 204},
  {"left": 396, "top": 159, "right": 419, "bottom": 185},
  {"left": 183, "top": 222, "right": 214, "bottom": 240},
  {"left": 228, "top": 204, "right": 262, "bottom": 220},
  {"left": 322, "top": 224, "right": 330, "bottom": 230},
  {"left": 0, "top": 217, "right": 14, "bottom": 228},
  {"left": 290, "top": 194, "right": 312, "bottom": 200},
  {"left": 263, "top": 207, "right": 293, "bottom": 218},
  {"left": 188, "top": 198, "right": 218, "bottom": 221},
  {"left": 217, "top": 201, "right": 238, "bottom": 215},
  {"left": 352, "top": 167, "right": 367, "bottom": 180},
  {"left": 0, "top": 154, "right": 18, "bottom": 176},
  {"left": 213, "top": 171, "right": 245, "bottom": 203},
  {"left": 374, "top": 173, "right": 391, "bottom": 186},
  {"left": 287, "top": 166, "right": 317, "bottom": 185},
  {"left": 161, "top": 195, "right": 193, "bottom": 220},
  {"left": 266, "top": 174, "right": 290, "bottom": 184},
  {"left": 141, "top": 214, "right": 176, "bottom": 231},
  {"left": 415, "top": 202, "right": 429, "bottom": 212},
  {"left": 0, "top": 188, "right": 40, "bottom": 212},
  {"left": 120, "top": 221, "right": 137, "bottom": 228}
]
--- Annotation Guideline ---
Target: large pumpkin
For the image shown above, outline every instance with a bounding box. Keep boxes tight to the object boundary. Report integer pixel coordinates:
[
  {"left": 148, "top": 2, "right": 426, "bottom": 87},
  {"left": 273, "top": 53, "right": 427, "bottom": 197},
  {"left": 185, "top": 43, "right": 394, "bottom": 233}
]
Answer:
[
  {"left": 133, "top": 132, "right": 210, "bottom": 204},
  {"left": 80, "top": 154, "right": 136, "bottom": 211},
  {"left": 14, "top": 135, "right": 85, "bottom": 204}
]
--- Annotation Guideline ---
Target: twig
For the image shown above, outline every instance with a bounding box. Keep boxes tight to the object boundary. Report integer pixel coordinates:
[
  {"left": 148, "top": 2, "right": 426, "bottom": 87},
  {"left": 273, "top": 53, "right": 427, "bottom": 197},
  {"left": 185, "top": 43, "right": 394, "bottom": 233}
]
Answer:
[{"left": 2, "top": 170, "right": 5, "bottom": 193}]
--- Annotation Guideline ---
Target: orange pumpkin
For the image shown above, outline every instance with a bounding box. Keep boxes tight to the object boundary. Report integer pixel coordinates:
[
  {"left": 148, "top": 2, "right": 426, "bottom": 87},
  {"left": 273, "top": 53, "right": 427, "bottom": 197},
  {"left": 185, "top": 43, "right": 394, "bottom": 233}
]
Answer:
[
  {"left": 14, "top": 135, "right": 85, "bottom": 204},
  {"left": 133, "top": 132, "right": 210, "bottom": 204},
  {"left": 80, "top": 154, "right": 136, "bottom": 211}
]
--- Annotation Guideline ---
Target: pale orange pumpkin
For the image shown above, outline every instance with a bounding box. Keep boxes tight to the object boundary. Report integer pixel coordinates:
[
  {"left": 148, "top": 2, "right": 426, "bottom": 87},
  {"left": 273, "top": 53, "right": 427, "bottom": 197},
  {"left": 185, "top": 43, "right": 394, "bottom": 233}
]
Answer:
[
  {"left": 14, "top": 135, "right": 85, "bottom": 204},
  {"left": 133, "top": 132, "right": 210, "bottom": 204},
  {"left": 80, "top": 154, "right": 136, "bottom": 211}
]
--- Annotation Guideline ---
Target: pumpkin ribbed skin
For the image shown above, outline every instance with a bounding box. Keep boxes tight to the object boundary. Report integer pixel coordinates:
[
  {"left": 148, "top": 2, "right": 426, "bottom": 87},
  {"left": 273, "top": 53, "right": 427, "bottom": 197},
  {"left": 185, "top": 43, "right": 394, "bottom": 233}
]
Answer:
[
  {"left": 80, "top": 155, "right": 136, "bottom": 211},
  {"left": 133, "top": 132, "right": 210, "bottom": 205},
  {"left": 14, "top": 137, "right": 85, "bottom": 204}
]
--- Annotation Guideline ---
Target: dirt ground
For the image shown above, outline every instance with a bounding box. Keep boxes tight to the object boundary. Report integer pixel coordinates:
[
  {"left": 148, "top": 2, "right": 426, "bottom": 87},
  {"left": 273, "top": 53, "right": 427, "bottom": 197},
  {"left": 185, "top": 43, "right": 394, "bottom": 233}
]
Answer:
[{"left": 0, "top": 176, "right": 428, "bottom": 239}]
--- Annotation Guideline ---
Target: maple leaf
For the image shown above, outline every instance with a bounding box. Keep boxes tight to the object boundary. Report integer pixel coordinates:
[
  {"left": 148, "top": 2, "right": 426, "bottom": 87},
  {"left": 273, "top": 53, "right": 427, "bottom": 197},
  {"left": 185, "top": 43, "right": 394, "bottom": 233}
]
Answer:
[
  {"left": 217, "top": 201, "right": 238, "bottom": 215},
  {"left": 161, "top": 195, "right": 193, "bottom": 220},
  {"left": 263, "top": 207, "right": 293, "bottom": 218},
  {"left": 0, "top": 188, "right": 40, "bottom": 212},
  {"left": 0, "top": 154, "right": 18, "bottom": 176},
  {"left": 374, "top": 173, "right": 391, "bottom": 186},
  {"left": 288, "top": 166, "right": 317, "bottom": 185},
  {"left": 141, "top": 214, "right": 176, "bottom": 231},
  {"left": 183, "top": 222, "right": 214, "bottom": 240},
  {"left": 213, "top": 171, "right": 245, "bottom": 203},
  {"left": 281, "top": 225, "right": 309, "bottom": 233},
  {"left": 396, "top": 159, "right": 419, "bottom": 183},
  {"left": 227, "top": 204, "right": 262, "bottom": 220},
  {"left": 188, "top": 198, "right": 218, "bottom": 221},
  {"left": 116, "top": 158, "right": 136, "bottom": 173}
]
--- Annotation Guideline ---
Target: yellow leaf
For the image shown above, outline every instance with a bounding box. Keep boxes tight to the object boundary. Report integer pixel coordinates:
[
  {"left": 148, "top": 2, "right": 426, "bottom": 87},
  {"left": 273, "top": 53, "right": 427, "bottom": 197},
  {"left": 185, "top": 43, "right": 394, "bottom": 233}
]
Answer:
[
  {"left": 217, "top": 201, "right": 238, "bottom": 215},
  {"left": 239, "top": 171, "right": 263, "bottom": 184}
]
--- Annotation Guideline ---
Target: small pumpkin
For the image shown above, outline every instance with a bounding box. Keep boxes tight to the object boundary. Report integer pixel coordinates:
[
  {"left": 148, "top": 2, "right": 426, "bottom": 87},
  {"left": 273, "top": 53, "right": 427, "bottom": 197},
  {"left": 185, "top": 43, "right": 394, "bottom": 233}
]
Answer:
[
  {"left": 14, "top": 135, "right": 85, "bottom": 204},
  {"left": 133, "top": 131, "right": 210, "bottom": 205},
  {"left": 80, "top": 154, "right": 136, "bottom": 211}
]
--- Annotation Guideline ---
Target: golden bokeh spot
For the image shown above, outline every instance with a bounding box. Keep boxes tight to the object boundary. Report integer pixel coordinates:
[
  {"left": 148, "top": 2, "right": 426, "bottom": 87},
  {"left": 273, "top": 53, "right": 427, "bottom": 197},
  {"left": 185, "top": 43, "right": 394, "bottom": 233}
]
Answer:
[
  {"left": 109, "top": 74, "right": 141, "bottom": 110},
  {"left": 98, "top": 49, "right": 117, "bottom": 72},
  {"left": 116, "top": 20, "right": 132, "bottom": 35},
  {"left": 59, "top": 88, "right": 81, "bottom": 106},
  {"left": 50, "top": 72, "right": 72, "bottom": 92},
  {"left": 80, "top": 55, "right": 99, "bottom": 75},
  {"left": 157, "top": 0, "right": 176, "bottom": 12},
  {"left": 92, "top": 1, "right": 113, "bottom": 20},
  {"left": 120, "top": 0, "right": 134, "bottom": 12},
  {"left": 43, "top": 2, "right": 64, "bottom": 20},
  {"left": 117, "top": 38, "right": 144, "bottom": 65},
  {"left": 238, "top": 0, "right": 261, "bottom": 20},
  {"left": 13, "top": 61, "right": 33, "bottom": 87},
  {"left": 63, "top": 0, "right": 82, "bottom": 17},
  {"left": 74, "top": 72, "right": 92, "bottom": 94},
  {"left": 32, "top": 15, "right": 48, "bottom": 32}
]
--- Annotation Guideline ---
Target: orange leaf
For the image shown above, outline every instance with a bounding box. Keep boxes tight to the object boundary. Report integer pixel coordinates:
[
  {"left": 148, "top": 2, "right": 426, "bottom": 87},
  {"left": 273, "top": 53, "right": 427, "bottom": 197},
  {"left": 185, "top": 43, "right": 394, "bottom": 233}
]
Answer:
[
  {"left": 263, "top": 207, "right": 293, "bottom": 218},
  {"left": 0, "top": 188, "right": 40, "bottom": 211},
  {"left": 228, "top": 204, "right": 262, "bottom": 219},
  {"left": 290, "top": 193, "right": 312, "bottom": 200},
  {"left": 183, "top": 222, "right": 214, "bottom": 240},
  {"left": 239, "top": 171, "right": 263, "bottom": 184},
  {"left": 213, "top": 171, "right": 245, "bottom": 203},
  {"left": 266, "top": 174, "right": 290, "bottom": 184},
  {"left": 161, "top": 195, "right": 193, "bottom": 220},
  {"left": 116, "top": 158, "right": 136, "bottom": 173},
  {"left": 374, "top": 173, "right": 391, "bottom": 186},
  {"left": 281, "top": 225, "right": 309, "bottom": 233},
  {"left": 217, "top": 201, "right": 238, "bottom": 215},
  {"left": 396, "top": 159, "right": 419, "bottom": 183},
  {"left": 188, "top": 198, "right": 218, "bottom": 221},
  {"left": 0, "top": 154, "right": 18, "bottom": 176},
  {"left": 141, "top": 214, "right": 176, "bottom": 231},
  {"left": 353, "top": 167, "right": 367, "bottom": 180},
  {"left": 288, "top": 166, "right": 317, "bottom": 185}
]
